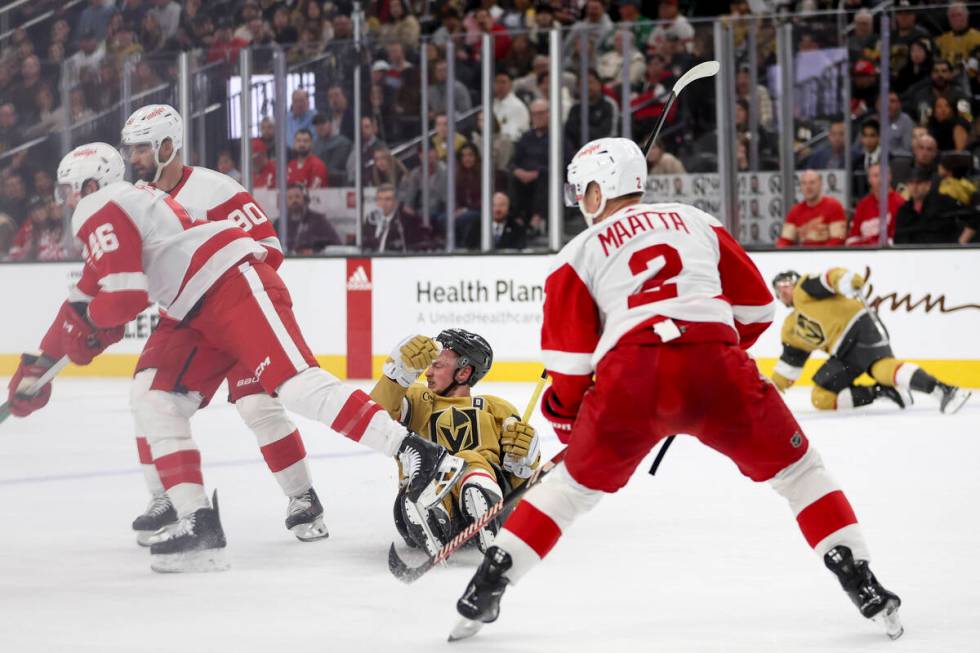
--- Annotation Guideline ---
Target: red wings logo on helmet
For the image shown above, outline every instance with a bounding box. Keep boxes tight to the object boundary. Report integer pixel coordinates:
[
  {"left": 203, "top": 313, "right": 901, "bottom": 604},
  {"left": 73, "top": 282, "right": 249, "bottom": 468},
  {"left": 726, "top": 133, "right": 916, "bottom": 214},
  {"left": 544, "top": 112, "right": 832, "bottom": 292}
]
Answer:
[
  {"left": 143, "top": 107, "right": 167, "bottom": 120},
  {"left": 73, "top": 148, "right": 97, "bottom": 157},
  {"left": 576, "top": 143, "right": 603, "bottom": 158}
]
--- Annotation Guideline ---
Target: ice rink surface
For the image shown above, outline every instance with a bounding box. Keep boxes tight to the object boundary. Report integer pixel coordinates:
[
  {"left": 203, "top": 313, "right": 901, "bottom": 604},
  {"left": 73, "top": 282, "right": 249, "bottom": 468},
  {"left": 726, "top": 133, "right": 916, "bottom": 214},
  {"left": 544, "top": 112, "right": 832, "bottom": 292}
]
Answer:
[{"left": 1, "top": 378, "right": 977, "bottom": 653}]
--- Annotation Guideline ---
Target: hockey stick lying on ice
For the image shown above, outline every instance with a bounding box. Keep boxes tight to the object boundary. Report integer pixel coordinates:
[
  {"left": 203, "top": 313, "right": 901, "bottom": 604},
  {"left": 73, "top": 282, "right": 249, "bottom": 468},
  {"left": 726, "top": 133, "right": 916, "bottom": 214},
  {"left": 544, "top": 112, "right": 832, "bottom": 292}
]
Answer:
[
  {"left": 0, "top": 355, "right": 70, "bottom": 425},
  {"left": 639, "top": 60, "right": 720, "bottom": 475},
  {"left": 389, "top": 370, "right": 553, "bottom": 583}
]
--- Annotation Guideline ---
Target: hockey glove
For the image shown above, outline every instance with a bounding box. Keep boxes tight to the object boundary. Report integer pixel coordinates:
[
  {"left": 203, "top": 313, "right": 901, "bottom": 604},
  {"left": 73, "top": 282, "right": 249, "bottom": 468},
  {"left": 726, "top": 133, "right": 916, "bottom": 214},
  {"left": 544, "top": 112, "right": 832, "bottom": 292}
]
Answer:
[
  {"left": 384, "top": 335, "right": 442, "bottom": 387},
  {"left": 53, "top": 301, "right": 125, "bottom": 365},
  {"left": 540, "top": 386, "right": 576, "bottom": 443},
  {"left": 501, "top": 418, "right": 539, "bottom": 478},
  {"left": 7, "top": 354, "right": 53, "bottom": 417},
  {"left": 836, "top": 271, "right": 865, "bottom": 298}
]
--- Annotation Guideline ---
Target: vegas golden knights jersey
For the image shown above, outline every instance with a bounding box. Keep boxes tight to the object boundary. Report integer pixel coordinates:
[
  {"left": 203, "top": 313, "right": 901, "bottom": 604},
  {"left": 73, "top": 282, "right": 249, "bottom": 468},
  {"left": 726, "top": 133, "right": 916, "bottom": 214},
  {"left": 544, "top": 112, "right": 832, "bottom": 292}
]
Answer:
[
  {"left": 780, "top": 269, "right": 864, "bottom": 356},
  {"left": 370, "top": 377, "right": 527, "bottom": 491}
]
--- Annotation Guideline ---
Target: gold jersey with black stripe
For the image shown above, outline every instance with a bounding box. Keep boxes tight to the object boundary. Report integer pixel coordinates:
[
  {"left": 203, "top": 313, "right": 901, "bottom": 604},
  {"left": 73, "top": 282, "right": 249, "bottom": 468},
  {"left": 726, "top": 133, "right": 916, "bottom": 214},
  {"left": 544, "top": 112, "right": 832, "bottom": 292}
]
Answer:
[{"left": 773, "top": 268, "right": 867, "bottom": 390}]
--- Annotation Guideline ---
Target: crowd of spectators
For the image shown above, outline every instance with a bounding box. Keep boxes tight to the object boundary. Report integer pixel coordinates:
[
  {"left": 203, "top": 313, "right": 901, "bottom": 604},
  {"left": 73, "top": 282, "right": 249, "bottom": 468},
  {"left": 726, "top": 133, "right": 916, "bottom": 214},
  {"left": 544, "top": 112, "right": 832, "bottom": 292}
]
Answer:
[{"left": 1, "top": 1, "right": 979, "bottom": 259}]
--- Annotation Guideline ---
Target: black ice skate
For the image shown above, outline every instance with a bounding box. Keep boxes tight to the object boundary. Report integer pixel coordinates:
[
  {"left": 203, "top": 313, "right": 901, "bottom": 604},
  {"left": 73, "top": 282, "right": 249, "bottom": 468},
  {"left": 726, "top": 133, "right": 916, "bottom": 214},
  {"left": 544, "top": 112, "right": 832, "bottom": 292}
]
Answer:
[
  {"left": 150, "top": 492, "right": 229, "bottom": 573},
  {"left": 397, "top": 434, "right": 465, "bottom": 507},
  {"left": 935, "top": 382, "right": 971, "bottom": 415},
  {"left": 873, "top": 384, "right": 911, "bottom": 409},
  {"left": 449, "top": 546, "right": 513, "bottom": 642},
  {"left": 286, "top": 487, "right": 329, "bottom": 542},
  {"left": 824, "top": 546, "right": 903, "bottom": 640},
  {"left": 133, "top": 493, "right": 177, "bottom": 547}
]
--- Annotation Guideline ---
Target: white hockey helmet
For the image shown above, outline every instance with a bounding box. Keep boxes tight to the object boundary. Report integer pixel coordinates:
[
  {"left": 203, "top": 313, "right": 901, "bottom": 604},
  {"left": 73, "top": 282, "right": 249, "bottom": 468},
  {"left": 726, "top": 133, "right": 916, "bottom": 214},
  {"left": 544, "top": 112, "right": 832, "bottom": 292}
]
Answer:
[
  {"left": 56, "top": 142, "right": 125, "bottom": 202},
  {"left": 565, "top": 137, "right": 648, "bottom": 225},
  {"left": 120, "top": 103, "right": 183, "bottom": 182}
]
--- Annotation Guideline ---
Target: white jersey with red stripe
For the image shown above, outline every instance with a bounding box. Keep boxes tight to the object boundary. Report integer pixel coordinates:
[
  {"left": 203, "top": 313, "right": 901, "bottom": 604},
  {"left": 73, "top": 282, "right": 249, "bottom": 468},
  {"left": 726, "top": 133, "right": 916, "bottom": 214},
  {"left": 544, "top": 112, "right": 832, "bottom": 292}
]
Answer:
[
  {"left": 70, "top": 180, "right": 265, "bottom": 326},
  {"left": 157, "top": 166, "right": 283, "bottom": 268},
  {"left": 541, "top": 202, "right": 777, "bottom": 387}
]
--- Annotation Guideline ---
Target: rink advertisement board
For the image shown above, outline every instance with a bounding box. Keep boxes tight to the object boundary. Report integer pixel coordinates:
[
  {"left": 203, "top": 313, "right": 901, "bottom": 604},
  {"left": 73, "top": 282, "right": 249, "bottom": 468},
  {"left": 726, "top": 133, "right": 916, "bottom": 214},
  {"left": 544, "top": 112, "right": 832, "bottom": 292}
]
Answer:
[{"left": 0, "top": 249, "right": 977, "bottom": 386}]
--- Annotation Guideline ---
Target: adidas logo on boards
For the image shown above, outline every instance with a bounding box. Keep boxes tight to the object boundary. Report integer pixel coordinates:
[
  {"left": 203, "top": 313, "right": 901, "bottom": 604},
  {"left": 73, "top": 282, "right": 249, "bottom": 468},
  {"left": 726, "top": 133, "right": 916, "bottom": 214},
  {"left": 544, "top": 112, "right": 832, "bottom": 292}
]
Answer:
[{"left": 347, "top": 265, "right": 372, "bottom": 291}]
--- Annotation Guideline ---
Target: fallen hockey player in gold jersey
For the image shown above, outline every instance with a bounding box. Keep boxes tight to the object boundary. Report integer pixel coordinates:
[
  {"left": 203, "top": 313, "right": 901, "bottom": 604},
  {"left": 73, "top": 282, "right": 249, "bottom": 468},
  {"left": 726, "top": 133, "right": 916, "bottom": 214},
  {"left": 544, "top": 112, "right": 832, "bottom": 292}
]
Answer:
[
  {"left": 771, "top": 269, "right": 971, "bottom": 413},
  {"left": 370, "top": 329, "right": 540, "bottom": 555}
]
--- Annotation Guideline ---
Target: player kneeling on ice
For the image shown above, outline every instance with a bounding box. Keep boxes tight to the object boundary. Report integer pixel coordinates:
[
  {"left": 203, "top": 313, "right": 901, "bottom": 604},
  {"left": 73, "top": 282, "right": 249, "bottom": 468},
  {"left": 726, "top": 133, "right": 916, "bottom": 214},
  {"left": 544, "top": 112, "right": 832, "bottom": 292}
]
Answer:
[
  {"left": 370, "top": 329, "right": 540, "bottom": 556},
  {"left": 6, "top": 143, "right": 464, "bottom": 573},
  {"left": 771, "top": 269, "right": 970, "bottom": 414},
  {"left": 450, "top": 138, "right": 903, "bottom": 642}
]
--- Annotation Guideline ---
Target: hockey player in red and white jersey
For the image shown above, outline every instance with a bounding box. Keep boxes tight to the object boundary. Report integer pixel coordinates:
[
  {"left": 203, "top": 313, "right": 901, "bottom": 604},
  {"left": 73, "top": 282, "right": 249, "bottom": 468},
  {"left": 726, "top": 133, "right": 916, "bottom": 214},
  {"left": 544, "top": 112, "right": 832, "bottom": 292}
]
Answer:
[
  {"left": 6, "top": 143, "right": 464, "bottom": 572},
  {"left": 119, "top": 104, "right": 326, "bottom": 544},
  {"left": 451, "top": 138, "right": 903, "bottom": 640}
]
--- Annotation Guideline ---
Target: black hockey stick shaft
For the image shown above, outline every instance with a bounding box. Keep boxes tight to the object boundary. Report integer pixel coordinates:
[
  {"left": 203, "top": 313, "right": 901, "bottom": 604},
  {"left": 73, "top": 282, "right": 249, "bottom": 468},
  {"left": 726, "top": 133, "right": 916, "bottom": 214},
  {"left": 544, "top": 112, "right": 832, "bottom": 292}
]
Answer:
[
  {"left": 640, "top": 61, "right": 721, "bottom": 156},
  {"left": 647, "top": 434, "right": 675, "bottom": 476}
]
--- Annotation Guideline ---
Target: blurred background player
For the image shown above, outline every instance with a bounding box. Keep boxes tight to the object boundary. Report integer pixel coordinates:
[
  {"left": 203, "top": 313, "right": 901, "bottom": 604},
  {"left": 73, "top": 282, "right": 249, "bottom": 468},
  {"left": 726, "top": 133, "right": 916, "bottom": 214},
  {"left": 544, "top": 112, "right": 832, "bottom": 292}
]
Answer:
[
  {"left": 120, "top": 105, "right": 326, "bottom": 544},
  {"left": 370, "top": 329, "right": 539, "bottom": 555},
  {"left": 771, "top": 269, "right": 970, "bottom": 414},
  {"left": 451, "top": 138, "right": 902, "bottom": 641},
  {"left": 7, "top": 143, "right": 464, "bottom": 573}
]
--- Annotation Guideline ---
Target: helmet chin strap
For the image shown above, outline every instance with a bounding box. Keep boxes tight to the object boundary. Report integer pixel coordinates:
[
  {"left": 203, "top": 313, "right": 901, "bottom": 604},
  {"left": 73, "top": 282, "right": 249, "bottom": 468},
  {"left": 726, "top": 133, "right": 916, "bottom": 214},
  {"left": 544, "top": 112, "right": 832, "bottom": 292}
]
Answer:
[
  {"left": 152, "top": 145, "right": 179, "bottom": 184},
  {"left": 579, "top": 192, "right": 607, "bottom": 227}
]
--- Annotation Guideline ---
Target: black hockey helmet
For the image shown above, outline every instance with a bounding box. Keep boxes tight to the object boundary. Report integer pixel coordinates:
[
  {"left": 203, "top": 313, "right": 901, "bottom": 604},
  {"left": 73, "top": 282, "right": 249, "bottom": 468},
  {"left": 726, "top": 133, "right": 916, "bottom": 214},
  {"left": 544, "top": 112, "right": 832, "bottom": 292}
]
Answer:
[
  {"left": 435, "top": 328, "right": 493, "bottom": 386},
  {"left": 771, "top": 270, "right": 801, "bottom": 290}
]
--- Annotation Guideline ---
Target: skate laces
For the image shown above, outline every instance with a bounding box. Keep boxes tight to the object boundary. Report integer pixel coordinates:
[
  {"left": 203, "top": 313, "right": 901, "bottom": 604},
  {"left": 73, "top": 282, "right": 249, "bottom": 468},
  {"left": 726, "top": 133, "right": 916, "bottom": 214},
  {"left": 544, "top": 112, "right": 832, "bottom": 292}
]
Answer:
[
  {"left": 145, "top": 495, "right": 173, "bottom": 517},
  {"left": 162, "top": 513, "right": 197, "bottom": 540},
  {"left": 288, "top": 491, "right": 313, "bottom": 515}
]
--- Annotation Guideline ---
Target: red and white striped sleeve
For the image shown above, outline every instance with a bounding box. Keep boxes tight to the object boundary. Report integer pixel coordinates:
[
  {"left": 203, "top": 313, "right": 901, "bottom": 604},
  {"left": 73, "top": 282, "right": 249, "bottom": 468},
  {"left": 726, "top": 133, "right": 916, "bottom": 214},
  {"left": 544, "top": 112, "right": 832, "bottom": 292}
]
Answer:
[
  {"left": 713, "top": 226, "right": 776, "bottom": 350},
  {"left": 540, "top": 257, "right": 600, "bottom": 414},
  {"left": 75, "top": 201, "right": 150, "bottom": 327},
  {"left": 207, "top": 190, "right": 284, "bottom": 269}
]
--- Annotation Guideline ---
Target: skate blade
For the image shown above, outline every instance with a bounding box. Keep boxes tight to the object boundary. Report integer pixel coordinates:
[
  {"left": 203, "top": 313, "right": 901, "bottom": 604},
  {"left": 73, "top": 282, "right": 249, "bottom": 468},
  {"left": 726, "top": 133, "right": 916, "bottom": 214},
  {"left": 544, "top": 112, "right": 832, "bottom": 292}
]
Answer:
[
  {"left": 150, "top": 547, "right": 230, "bottom": 573},
  {"left": 448, "top": 618, "right": 484, "bottom": 642},
  {"left": 943, "top": 390, "right": 972, "bottom": 415},
  {"left": 418, "top": 455, "right": 466, "bottom": 508},
  {"left": 137, "top": 524, "right": 176, "bottom": 548},
  {"left": 872, "top": 601, "right": 904, "bottom": 640},
  {"left": 290, "top": 518, "right": 330, "bottom": 542}
]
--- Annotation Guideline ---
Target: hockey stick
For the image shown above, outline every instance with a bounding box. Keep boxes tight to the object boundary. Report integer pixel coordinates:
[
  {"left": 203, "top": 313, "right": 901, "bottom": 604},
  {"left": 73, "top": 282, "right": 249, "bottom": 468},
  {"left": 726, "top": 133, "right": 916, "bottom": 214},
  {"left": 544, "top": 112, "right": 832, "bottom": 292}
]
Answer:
[
  {"left": 0, "top": 355, "right": 70, "bottom": 425},
  {"left": 389, "top": 370, "right": 551, "bottom": 583},
  {"left": 640, "top": 60, "right": 720, "bottom": 155},
  {"left": 637, "top": 62, "right": 719, "bottom": 476}
]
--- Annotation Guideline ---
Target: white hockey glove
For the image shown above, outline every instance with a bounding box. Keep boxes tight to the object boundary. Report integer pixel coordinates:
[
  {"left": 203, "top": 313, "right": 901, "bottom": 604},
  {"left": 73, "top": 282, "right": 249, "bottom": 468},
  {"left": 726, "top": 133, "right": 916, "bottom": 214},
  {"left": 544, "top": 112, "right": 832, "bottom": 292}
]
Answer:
[
  {"left": 835, "top": 271, "right": 865, "bottom": 299},
  {"left": 384, "top": 335, "right": 441, "bottom": 387},
  {"left": 501, "top": 417, "right": 539, "bottom": 479}
]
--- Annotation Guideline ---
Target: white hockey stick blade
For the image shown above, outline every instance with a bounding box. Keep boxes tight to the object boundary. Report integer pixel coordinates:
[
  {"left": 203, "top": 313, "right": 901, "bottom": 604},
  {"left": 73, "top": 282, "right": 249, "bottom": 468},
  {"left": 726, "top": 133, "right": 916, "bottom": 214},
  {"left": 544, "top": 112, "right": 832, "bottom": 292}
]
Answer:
[
  {"left": 671, "top": 60, "right": 720, "bottom": 94},
  {"left": 448, "top": 618, "right": 484, "bottom": 642}
]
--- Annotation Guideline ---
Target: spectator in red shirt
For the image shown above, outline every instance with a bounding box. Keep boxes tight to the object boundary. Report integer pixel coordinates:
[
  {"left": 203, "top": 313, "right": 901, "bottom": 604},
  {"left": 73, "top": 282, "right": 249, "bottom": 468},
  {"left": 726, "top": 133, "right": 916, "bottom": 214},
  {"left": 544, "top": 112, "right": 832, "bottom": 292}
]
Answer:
[
  {"left": 287, "top": 128, "right": 329, "bottom": 189},
  {"left": 777, "top": 170, "right": 847, "bottom": 247},
  {"left": 473, "top": 7, "right": 512, "bottom": 60},
  {"left": 846, "top": 163, "right": 905, "bottom": 246},
  {"left": 207, "top": 17, "right": 247, "bottom": 64},
  {"left": 6, "top": 197, "right": 67, "bottom": 262},
  {"left": 251, "top": 138, "right": 277, "bottom": 189}
]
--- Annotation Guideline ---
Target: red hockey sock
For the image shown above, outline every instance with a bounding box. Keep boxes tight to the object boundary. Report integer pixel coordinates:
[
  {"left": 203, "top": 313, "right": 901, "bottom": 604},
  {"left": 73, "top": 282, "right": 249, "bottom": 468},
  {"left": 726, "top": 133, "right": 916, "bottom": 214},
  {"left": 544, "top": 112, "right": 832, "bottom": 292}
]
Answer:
[{"left": 796, "top": 490, "right": 858, "bottom": 549}]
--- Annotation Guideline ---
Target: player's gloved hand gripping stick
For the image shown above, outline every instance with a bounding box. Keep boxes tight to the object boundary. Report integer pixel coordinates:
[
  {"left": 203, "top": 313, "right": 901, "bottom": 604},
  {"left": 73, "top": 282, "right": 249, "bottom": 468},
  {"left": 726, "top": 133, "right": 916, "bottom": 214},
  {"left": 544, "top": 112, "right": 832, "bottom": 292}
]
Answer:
[
  {"left": 389, "top": 370, "right": 553, "bottom": 583},
  {"left": 0, "top": 356, "right": 70, "bottom": 425}
]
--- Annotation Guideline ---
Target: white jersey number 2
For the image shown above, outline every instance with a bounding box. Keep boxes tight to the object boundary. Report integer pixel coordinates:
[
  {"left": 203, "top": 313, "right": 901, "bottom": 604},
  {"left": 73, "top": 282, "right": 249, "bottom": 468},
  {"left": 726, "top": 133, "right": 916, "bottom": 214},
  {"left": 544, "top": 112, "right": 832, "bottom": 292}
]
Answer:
[{"left": 228, "top": 202, "right": 269, "bottom": 232}]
